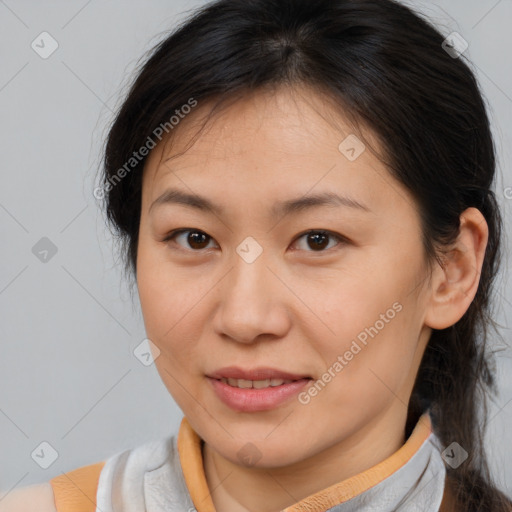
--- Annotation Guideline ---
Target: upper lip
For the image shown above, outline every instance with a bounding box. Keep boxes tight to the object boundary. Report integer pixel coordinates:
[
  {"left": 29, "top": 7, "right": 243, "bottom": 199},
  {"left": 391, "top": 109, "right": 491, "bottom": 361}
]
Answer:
[{"left": 207, "top": 366, "right": 311, "bottom": 381}]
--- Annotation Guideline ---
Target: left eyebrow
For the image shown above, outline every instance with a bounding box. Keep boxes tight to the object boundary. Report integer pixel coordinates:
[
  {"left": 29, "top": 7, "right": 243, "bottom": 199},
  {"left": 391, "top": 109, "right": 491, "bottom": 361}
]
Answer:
[
  {"left": 148, "top": 188, "right": 371, "bottom": 217},
  {"left": 270, "top": 191, "right": 371, "bottom": 217}
]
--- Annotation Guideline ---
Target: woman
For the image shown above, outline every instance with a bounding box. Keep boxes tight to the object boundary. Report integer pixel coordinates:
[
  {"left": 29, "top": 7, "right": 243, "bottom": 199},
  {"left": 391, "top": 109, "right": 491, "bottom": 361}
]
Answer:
[{"left": 5, "top": 0, "right": 511, "bottom": 510}]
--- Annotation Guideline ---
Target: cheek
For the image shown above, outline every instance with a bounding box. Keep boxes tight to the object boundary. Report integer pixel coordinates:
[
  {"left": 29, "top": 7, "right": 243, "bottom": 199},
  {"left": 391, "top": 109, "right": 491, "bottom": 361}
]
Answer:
[
  {"left": 306, "top": 271, "right": 421, "bottom": 404},
  {"left": 136, "top": 243, "right": 198, "bottom": 360},
  {"left": 137, "top": 235, "right": 189, "bottom": 330},
  {"left": 137, "top": 256, "right": 206, "bottom": 407}
]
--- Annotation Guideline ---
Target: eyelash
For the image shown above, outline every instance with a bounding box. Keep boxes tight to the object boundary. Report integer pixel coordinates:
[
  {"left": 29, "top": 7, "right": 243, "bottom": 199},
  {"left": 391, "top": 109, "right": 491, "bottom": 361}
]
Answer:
[{"left": 162, "top": 228, "right": 348, "bottom": 254}]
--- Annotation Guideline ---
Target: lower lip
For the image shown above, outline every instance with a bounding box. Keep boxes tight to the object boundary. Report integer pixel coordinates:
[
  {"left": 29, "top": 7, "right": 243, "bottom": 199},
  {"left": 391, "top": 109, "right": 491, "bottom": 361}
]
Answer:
[{"left": 207, "top": 377, "right": 311, "bottom": 412}]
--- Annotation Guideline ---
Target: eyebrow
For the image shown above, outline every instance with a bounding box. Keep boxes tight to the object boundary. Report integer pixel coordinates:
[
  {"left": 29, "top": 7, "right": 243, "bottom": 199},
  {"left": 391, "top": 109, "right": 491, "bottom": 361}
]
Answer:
[{"left": 149, "top": 188, "right": 371, "bottom": 217}]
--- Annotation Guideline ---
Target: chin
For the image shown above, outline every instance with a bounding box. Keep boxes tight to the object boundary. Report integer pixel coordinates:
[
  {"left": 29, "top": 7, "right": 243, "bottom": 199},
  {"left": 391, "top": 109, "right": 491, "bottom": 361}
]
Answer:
[{"left": 213, "top": 436, "right": 307, "bottom": 469}]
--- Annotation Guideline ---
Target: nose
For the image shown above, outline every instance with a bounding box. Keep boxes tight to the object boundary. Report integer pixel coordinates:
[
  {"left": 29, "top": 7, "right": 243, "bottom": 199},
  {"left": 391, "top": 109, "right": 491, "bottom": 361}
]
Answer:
[{"left": 212, "top": 252, "right": 291, "bottom": 344}]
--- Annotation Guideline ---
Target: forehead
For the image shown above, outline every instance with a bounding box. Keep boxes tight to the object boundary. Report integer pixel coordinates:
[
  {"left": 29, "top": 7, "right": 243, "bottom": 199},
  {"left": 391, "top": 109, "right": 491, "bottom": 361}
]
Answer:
[
  {"left": 141, "top": 85, "right": 409, "bottom": 214},
  {"left": 147, "top": 87, "right": 355, "bottom": 166}
]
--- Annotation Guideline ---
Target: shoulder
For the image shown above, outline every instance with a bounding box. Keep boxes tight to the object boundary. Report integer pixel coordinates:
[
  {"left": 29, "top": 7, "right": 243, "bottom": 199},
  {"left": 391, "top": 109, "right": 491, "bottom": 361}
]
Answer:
[
  {"left": 0, "top": 435, "right": 178, "bottom": 512},
  {"left": 0, "top": 460, "right": 107, "bottom": 512},
  {"left": 50, "top": 460, "right": 106, "bottom": 512},
  {"left": 0, "top": 482, "right": 57, "bottom": 512}
]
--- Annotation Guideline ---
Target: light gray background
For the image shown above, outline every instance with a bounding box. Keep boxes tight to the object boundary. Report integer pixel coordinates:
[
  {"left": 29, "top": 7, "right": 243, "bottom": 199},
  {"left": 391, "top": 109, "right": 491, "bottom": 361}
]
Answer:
[{"left": 1, "top": 0, "right": 511, "bottom": 500}]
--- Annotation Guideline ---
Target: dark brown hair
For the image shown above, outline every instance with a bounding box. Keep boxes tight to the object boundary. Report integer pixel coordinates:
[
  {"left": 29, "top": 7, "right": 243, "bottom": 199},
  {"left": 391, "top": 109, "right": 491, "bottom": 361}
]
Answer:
[{"left": 99, "top": 0, "right": 511, "bottom": 509}]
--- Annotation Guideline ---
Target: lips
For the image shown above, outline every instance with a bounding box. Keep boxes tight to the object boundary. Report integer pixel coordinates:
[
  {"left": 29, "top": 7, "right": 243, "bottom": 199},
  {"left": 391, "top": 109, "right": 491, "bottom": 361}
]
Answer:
[
  {"left": 206, "top": 368, "right": 312, "bottom": 412},
  {"left": 207, "top": 366, "right": 311, "bottom": 381}
]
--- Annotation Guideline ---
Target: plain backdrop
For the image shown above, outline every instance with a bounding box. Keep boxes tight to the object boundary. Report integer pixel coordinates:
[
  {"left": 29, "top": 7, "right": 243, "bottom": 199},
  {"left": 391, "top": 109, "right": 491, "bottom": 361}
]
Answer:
[{"left": 1, "top": 0, "right": 511, "bottom": 499}]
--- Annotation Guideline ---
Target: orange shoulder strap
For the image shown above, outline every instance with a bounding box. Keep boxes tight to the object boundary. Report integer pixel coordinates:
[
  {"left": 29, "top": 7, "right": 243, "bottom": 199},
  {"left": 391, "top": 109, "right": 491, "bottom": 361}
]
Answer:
[{"left": 49, "top": 461, "right": 106, "bottom": 512}]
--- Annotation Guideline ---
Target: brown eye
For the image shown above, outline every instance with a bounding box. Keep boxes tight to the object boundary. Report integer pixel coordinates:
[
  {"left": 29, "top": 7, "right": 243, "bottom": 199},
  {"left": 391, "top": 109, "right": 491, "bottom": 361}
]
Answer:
[
  {"left": 293, "top": 230, "right": 346, "bottom": 252},
  {"left": 164, "top": 229, "right": 216, "bottom": 251},
  {"left": 307, "top": 232, "right": 329, "bottom": 250},
  {"left": 163, "top": 228, "right": 347, "bottom": 254}
]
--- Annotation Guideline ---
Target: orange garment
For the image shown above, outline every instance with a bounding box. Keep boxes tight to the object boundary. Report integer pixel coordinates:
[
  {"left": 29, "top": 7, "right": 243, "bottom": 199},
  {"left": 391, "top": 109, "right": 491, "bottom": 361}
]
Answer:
[
  {"left": 50, "top": 412, "right": 450, "bottom": 511},
  {"left": 50, "top": 461, "right": 105, "bottom": 512}
]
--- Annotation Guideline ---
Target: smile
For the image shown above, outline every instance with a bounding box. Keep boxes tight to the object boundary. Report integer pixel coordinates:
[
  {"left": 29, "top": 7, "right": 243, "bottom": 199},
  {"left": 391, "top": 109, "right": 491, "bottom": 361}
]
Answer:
[{"left": 219, "top": 378, "right": 294, "bottom": 388}]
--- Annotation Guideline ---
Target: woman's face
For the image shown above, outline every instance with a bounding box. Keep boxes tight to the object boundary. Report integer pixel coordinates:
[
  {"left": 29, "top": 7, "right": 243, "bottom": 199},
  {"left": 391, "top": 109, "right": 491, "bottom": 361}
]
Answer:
[{"left": 136, "top": 86, "right": 434, "bottom": 468}]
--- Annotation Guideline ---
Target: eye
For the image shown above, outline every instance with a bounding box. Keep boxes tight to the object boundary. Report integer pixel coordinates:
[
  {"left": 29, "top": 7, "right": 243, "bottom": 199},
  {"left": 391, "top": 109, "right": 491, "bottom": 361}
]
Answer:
[
  {"left": 162, "top": 228, "right": 348, "bottom": 253},
  {"left": 163, "top": 229, "right": 217, "bottom": 251},
  {"left": 292, "top": 230, "right": 347, "bottom": 252}
]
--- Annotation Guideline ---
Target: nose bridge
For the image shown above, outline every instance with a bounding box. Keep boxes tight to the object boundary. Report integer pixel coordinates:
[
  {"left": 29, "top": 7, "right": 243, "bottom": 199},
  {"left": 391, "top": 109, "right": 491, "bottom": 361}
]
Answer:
[
  {"left": 214, "top": 240, "right": 289, "bottom": 343},
  {"left": 231, "top": 241, "right": 270, "bottom": 298}
]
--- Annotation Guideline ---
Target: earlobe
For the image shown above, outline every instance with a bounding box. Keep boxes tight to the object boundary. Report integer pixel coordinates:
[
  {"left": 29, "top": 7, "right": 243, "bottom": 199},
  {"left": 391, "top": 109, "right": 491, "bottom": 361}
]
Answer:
[{"left": 424, "top": 207, "right": 489, "bottom": 330}]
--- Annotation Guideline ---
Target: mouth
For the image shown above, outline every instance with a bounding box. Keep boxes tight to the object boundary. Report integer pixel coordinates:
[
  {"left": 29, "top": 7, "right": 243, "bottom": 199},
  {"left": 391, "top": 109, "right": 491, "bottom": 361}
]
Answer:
[
  {"left": 207, "top": 366, "right": 312, "bottom": 385},
  {"left": 215, "top": 377, "right": 301, "bottom": 389},
  {"left": 206, "top": 366, "right": 313, "bottom": 411}
]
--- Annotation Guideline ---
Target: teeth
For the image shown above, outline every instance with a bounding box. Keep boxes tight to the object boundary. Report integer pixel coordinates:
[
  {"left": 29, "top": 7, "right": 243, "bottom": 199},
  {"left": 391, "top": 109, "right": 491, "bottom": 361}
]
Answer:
[
  {"left": 238, "top": 379, "right": 252, "bottom": 389},
  {"left": 253, "top": 379, "right": 271, "bottom": 389},
  {"left": 219, "top": 378, "right": 294, "bottom": 388}
]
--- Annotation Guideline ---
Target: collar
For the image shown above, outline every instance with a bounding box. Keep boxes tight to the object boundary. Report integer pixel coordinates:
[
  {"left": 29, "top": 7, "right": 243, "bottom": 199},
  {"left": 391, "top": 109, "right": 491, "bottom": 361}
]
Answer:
[{"left": 177, "top": 411, "right": 446, "bottom": 512}]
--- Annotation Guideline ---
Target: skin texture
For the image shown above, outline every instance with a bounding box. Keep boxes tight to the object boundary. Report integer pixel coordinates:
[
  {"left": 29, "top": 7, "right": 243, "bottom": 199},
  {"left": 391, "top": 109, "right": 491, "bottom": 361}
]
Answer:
[
  {"left": 0, "top": 483, "right": 57, "bottom": 512},
  {"left": 136, "top": 85, "right": 489, "bottom": 512}
]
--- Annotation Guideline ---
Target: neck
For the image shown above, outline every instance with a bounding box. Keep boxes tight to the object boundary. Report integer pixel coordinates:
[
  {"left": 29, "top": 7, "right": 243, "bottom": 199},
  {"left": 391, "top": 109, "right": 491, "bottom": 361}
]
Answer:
[{"left": 203, "top": 405, "right": 408, "bottom": 512}]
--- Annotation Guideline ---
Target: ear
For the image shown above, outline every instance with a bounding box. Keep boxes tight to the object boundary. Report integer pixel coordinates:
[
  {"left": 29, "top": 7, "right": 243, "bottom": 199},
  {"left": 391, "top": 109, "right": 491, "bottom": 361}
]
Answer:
[{"left": 424, "top": 207, "right": 489, "bottom": 330}]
